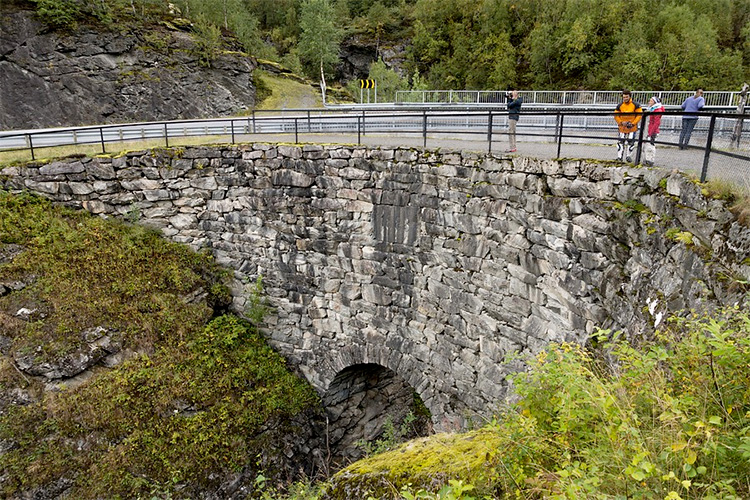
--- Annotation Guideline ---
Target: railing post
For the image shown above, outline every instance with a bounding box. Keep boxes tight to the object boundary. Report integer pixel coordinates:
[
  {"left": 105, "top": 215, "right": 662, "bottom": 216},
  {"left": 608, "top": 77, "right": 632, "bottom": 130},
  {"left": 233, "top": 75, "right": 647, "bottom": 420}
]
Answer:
[
  {"left": 230, "top": 119, "right": 235, "bottom": 144},
  {"left": 556, "top": 112, "right": 564, "bottom": 158},
  {"left": 487, "top": 110, "right": 493, "bottom": 153},
  {"left": 361, "top": 111, "right": 366, "bottom": 136},
  {"left": 635, "top": 114, "right": 646, "bottom": 164},
  {"left": 307, "top": 110, "right": 311, "bottom": 132},
  {"left": 100, "top": 127, "right": 106, "bottom": 154},
  {"left": 164, "top": 123, "right": 169, "bottom": 148},
  {"left": 700, "top": 115, "right": 717, "bottom": 182},
  {"left": 252, "top": 110, "right": 256, "bottom": 134},
  {"left": 27, "top": 134, "right": 35, "bottom": 161},
  {"left": 294, "top": 117, "right": 298, "bottom": 143},
  {"left": 357, "top": 115, "right": 361, "bottom": 144},
  {"left": 422, "top": 111, "right": 427, "bottom": 148}
]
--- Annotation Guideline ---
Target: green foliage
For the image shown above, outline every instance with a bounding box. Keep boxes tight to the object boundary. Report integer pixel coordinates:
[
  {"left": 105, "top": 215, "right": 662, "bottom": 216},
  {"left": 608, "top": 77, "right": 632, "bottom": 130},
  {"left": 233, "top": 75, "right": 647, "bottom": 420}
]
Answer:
[
  {"left": 32, "top": 0, "right": 82, "bottom": 29},
  {"left": 0, "top": 316, "right": 320, "bottom": 498},
  {"left": 191, "top": 16, "right": 223, "bottom": 67},
  {"left": 0, "top": 191, "right": 320, "bottom": 499},
  {"left": 24, "top": 0, "right": 750, "bottom": 89},
  {"left": 356, "top": 411, "right": 419, "bottom": 457},
  {"left": 354, "top": 58, "right": 408, "bottom": 103},
  {"left": 298, "top": 0, "right": 345, "bottom": 80},
  {"left": 324, "top": 303, "right": 750, "bottom": 499},
  {"left": 406, "top": 0, "right": 750, "bottom": 90},
  {"left": 0, "top": 191, "right": 227, "bottom": 357}
]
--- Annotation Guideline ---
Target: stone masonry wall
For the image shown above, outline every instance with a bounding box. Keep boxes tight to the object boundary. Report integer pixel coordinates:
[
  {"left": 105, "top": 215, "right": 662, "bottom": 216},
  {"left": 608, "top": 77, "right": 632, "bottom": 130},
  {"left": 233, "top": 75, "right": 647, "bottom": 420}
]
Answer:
[{"left": 2, "top": 144, "right": 749, "bottom": 429}]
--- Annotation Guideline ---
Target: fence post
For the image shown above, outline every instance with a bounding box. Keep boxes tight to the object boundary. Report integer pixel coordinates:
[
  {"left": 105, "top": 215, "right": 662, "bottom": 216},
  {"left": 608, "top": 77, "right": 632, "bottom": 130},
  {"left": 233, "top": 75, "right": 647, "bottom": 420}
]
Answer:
[
  {"left": 422, "top": 111, "right": 427, "bottom": 148},
  {"left": 357, "top": 115, "right": 361, "bottom": 144},
  {"left": 700, "top": 115, "right": 717, "bottom": 182},
  {"left": 100, "top": 127, "right": 106, "bottom": 154},
  {"left": 361, "top": 111, "right": 366, "bottom": 136},
  {"left": 294, "top": 117, "right": 298, "bottom": 143},
  {"left": 164, "top": 123, "right": 169, "bottom": 148},
  {"left": 252, "top": 110, "right": 256, "bottom": 134},
  {"left": 307, "top": 110, "right": 311, "bottom": 132},
  {"left": 487, "top": 110, "right": 493, "bottom": 152},
  {"left": 556, "top": 113, "right": 564, "bottom": 158},
  {"left": 231, "top": 119, "right": 235, "bottom": 144},
  {"left": 27, "top": 134, "right": 35, "bottom": 161},
  {"left": 635, "top": 114, "right": 646, "bottom": 164}
]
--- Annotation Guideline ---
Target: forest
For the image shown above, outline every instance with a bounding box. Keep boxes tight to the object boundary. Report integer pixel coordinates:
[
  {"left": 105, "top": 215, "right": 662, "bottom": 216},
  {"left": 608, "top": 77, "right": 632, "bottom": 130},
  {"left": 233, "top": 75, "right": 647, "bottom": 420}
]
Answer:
[{"left": 23, "top": 0, "right": 750, "bottom": 92}]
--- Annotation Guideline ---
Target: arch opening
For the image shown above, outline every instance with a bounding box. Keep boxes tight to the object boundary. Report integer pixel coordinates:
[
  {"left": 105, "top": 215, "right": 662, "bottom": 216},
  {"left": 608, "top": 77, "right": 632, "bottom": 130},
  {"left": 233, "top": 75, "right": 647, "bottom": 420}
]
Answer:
[{"left": 323, "top": 363, "right": 431, "bottom": 465}]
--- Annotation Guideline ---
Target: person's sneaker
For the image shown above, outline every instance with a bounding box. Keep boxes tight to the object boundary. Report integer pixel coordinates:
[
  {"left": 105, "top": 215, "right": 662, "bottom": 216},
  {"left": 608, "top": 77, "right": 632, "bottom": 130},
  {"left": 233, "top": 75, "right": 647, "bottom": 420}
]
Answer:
[{"left": 506, "top": 148, "right": 517, "bottom": 153}]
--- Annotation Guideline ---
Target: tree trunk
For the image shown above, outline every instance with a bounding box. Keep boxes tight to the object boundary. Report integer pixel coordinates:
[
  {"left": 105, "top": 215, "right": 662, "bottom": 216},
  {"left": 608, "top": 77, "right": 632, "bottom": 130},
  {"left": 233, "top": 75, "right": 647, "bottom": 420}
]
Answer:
[{"left": 320, "top": 60, "right": 327, "bottom": 105}]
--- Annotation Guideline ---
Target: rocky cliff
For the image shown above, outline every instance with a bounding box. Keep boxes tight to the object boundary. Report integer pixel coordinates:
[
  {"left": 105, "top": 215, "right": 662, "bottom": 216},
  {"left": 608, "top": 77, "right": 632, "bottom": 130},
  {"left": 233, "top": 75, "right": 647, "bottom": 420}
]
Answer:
[{"left": 0, "top": 6, "right": 257, "bottom": 130}]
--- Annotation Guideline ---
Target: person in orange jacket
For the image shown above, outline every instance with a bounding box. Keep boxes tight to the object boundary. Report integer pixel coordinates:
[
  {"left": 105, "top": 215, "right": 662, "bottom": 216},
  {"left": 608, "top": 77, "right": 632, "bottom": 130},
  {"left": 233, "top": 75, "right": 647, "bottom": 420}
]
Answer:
[{"left": 614, "top": 90, "right": 643, "bottom": 162}]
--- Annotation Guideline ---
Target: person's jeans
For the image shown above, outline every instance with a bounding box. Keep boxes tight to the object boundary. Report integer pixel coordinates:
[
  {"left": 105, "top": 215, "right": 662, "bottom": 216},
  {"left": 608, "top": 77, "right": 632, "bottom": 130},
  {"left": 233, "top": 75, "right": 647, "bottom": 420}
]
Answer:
[
  {"left": 679, "top": 117, "right": 698, "bottom": 148},
  {"left": 509, "top": 119, "right": 517, "bottom": 149}
]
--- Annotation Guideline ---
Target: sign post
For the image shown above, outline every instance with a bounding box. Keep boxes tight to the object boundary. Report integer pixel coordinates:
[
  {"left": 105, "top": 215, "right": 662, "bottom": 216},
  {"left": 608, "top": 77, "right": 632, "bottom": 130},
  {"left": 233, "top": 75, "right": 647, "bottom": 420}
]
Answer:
[{"left": 359, "top": 79, "right": 376, "bottom": 104}]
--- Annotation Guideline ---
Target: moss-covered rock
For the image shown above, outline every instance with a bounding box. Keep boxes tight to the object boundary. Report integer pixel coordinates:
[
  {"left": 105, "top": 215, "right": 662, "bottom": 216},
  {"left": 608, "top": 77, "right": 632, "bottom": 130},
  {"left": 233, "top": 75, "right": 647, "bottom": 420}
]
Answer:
[{"left": 321, "top": 429, "right": 503, "bottom": 499}]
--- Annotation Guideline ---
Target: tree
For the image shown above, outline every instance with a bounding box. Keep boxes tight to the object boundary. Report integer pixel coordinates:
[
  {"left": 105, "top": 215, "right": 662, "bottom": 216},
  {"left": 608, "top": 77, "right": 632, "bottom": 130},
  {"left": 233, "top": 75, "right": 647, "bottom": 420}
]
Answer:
[{"left": 298, "top": 0, "right": 344, "bottom": 94}]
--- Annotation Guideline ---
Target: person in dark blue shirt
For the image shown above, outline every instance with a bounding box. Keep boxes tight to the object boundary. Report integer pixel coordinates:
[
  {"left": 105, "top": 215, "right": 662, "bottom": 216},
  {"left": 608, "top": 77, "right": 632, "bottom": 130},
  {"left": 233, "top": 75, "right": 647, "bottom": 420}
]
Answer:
[
  {"left": 679, "top": 88, "right": 704, "bottom": 149},
  {"left": 506, "top": 90, "right": 523, "bottom": 153}
]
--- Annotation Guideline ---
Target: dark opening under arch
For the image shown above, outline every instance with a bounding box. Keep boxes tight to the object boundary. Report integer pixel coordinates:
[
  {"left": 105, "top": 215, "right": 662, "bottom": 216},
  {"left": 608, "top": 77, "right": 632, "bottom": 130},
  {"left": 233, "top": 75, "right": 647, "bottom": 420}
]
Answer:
[{"left": 323, "top": 363, "right": 431, "bottom": 464}]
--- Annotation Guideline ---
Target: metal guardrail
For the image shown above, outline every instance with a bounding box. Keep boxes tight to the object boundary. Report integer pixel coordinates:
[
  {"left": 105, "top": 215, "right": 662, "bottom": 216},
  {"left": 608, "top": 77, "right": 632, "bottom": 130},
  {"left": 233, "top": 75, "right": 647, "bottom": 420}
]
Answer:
[
  {"left": 395, "top": 90, "right": 742, "bottom": 108},
  {"left": 1, "top": 108, "right": 748, "bottom": 185}
]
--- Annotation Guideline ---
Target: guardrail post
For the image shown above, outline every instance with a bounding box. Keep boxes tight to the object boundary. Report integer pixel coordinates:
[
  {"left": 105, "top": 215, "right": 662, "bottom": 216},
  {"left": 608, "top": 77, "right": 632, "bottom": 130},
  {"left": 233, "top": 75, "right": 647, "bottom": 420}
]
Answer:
[
  {"left": 231, "top": 120, "right": 235, "bottom": 144},
  {"left": 487, "top": 111, "right": 493, "bottom": 152},
  {"left": 556, "top": 113, "right": 564, "bottom": 158},
  {"left": 252, "top": 111, "right": 256, "bottom": 134},
  {"left": 361, "top": 111, "right": 366, "bottom": 136},
  {"left": 27, "top": 134, "right": 35, "bottom": 161},
  {"left": 307, "top": 110, "right": 311, "bottom": 132},
  {"left": 422, "top": 111, "right": 427, "bottom": 148},
  {"left": 100, "top": 127, "right": 106, "bottom": 154},
  {"left": 700, "top": 115, "right": 717, "bottom": 182},
  {"left": 164, "top": 123, "right": 169, "bottom": 148},
  {"left": 357, "top": 115, "right": 361, "bottom": 144},
  {"left": 294, "top": 117, "right": 298, "bottom": 143}
]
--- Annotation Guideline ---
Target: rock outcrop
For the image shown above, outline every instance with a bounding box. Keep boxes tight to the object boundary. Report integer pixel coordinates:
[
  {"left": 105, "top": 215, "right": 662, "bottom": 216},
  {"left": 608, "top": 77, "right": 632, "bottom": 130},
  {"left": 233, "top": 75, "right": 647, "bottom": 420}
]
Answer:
[{"left": 0, "top": 6, "right": 257, "bottom": 130}]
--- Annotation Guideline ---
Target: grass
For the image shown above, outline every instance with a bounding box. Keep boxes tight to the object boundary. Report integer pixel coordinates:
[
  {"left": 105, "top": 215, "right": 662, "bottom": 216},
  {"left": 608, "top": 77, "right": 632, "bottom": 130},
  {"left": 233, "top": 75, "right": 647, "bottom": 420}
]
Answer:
[
  {"left": 702, "top": 177, "right": 750, "bottom": 226},
  {"left": 253, "top": 70, "right": 324, "bottom": 110},
  {"left": 0, "top": 135, "right": 232, "bottom": 165},
  {"left": 0, "top": 191, "right": 322, "bottom": 499}
]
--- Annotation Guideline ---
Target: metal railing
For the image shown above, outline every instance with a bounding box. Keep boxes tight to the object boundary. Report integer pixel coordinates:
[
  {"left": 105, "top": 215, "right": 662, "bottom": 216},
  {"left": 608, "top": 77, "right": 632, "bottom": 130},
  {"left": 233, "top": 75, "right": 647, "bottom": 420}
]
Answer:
[
  {"left": 1, "top": 108, "right": 748, "bottom": 185},
  {"left": 395, "top": 90, "right": 742, "bottom": 108}
]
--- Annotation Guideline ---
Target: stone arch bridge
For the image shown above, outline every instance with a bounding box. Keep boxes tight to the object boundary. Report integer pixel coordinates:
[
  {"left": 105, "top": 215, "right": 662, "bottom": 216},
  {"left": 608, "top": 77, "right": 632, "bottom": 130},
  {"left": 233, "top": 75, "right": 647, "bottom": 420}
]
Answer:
[{"left": 2, "top": 144, "right": 749, "bottom": 447}]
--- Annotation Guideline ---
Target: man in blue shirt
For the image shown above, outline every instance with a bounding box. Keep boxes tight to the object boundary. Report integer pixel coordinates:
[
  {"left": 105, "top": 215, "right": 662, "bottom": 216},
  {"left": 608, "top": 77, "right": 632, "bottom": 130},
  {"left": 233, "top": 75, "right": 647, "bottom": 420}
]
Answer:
[
  {"left": 679, "top": 88, "right": 704, "bottom": 149},
  {"left": 506, "top": 90, "right": 522, "bottom": 153}
]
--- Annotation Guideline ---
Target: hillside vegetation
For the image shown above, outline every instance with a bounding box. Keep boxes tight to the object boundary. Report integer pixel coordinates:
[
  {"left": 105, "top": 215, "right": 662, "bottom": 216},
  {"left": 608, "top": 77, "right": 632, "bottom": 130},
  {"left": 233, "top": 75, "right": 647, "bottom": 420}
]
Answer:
[
  {"left": 21, "top": 0, "right": 750, "bottom": 92},
  {"left": 310, "top": 303, "right": 750, "bottom": 499},
  {"left": 0, "top": 191, "right": 322, "bottom": 498}
]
